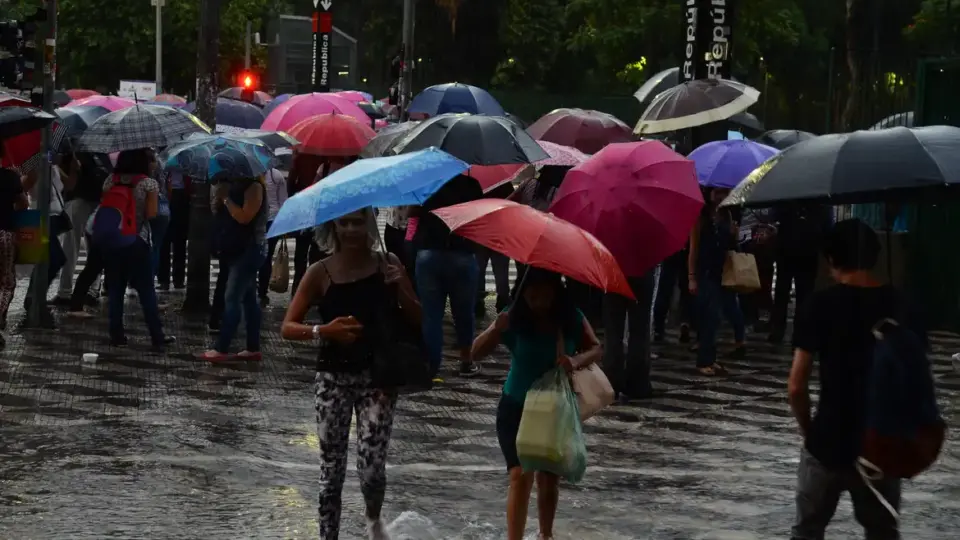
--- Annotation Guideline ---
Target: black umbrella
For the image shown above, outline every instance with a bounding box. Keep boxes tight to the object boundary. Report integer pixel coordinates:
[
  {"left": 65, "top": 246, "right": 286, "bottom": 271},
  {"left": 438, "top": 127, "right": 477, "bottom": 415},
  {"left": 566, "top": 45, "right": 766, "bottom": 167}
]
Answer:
[
  {"left": 635, "top": 78, "right": 760, "bottom": 135},
  {"left": 728, "top": 111, "right": 764, "bottom": 133},
  {"left": 755, "top": 129, "right": 816, "bottom": 150},
  {"left": 360, "top": 121, "right": 420, "bottom": 158},
  {"left": 504, "top": 111, "right": 528, "bottom": 129},
  {"left": 0, "top": 107, "right": 56, "bottom": 139},
  {"left": 357, "top": 101, "right": 386, "bottom": 120},
  {"left": 391, "top": 114, "right": 549, "bottom": 165},
  {"left": 721, "top": 126, "right": 960, "bottom": 208},
  {"left": 52, "top": 90, "right": 71, "bottom": 107}
]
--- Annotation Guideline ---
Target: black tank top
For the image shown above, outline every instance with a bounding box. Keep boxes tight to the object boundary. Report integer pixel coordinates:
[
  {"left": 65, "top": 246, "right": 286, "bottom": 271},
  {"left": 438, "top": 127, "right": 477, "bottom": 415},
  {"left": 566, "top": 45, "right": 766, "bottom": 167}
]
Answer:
[{"left": 315, "top": 260, "right": 389, "bottom": 373}]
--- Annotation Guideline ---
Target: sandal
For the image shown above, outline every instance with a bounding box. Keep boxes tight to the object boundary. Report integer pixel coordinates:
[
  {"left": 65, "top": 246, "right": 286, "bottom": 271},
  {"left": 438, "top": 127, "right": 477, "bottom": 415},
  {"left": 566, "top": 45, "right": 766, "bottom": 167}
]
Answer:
[{"left": 697, "top": 364, "right": 728, "bottom": 377}]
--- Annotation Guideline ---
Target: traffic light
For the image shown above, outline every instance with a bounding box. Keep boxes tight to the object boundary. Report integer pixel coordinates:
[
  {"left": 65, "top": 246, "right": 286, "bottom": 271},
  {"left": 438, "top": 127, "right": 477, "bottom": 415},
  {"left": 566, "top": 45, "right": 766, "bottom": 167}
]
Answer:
[{"left": 236, "top": 70, "right": 259, "bottom": 102}]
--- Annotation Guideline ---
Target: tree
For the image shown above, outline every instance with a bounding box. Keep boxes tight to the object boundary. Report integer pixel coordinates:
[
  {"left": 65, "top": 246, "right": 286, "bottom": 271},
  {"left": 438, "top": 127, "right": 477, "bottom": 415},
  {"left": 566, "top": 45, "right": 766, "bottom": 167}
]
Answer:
[{"left": 491, "top": 0, "right": 564, "bottom": 89}]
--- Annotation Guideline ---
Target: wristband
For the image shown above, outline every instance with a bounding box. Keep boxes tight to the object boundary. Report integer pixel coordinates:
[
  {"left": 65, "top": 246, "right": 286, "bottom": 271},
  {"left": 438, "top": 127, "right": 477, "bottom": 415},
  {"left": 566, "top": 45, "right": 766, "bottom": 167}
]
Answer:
[{"left": 312, "top": 324, "right": 321, "bottom": 340}]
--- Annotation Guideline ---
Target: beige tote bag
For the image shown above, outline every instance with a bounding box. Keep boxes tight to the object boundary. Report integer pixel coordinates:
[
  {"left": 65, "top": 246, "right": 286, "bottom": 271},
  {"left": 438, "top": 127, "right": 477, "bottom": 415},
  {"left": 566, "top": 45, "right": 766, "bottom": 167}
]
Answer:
[
  {"left": 721, "top": 251, "right": 761, "bottom": 293},
  {"left": 269, "top": 241, "right": 290, "bottom": 293},
  {"left": 558, "top": 334, "right": 615, "bottom": 420}
]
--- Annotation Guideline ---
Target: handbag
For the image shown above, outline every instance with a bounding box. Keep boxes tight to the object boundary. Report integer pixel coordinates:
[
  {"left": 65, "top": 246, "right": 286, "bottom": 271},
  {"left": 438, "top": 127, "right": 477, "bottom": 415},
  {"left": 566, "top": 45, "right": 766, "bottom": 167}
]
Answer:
[
  {"left": 269, "top": 240, "right": 290, "bottom": 293},
  {"left": 721, "top": 251, "right": 761, "bottom": 293},
  {"left": 559, "top": 333, "right": 615, "bottom": 420}
]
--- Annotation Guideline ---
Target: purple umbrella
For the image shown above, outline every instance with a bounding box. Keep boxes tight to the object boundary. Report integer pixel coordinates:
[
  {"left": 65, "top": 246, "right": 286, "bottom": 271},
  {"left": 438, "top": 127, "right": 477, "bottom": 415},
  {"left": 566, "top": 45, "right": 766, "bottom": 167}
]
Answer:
[{"left": 687, "top": 140, "right": 778, "bottom": 189}]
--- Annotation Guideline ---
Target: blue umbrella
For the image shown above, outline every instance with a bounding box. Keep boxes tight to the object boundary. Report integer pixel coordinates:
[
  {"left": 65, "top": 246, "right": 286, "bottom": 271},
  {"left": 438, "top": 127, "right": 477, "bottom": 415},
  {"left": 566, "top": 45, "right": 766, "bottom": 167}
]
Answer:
[
  {"left": 267, "top": 147, "right": 469, "bottom": 238},
  {"left": 687, "top": 140, "right": 778, "bottom": 189},
  {"left": 159, "top": 134, "right": 275, "bottom": 183},
  {"left": 262, "top": 93, "right": 293, "bottom": 119},
  {"left": 184, "top": 97, "right": 265, "bottom": 131},
  {"left": 408, "top": 83, "right": 505, "bottom": 116}
]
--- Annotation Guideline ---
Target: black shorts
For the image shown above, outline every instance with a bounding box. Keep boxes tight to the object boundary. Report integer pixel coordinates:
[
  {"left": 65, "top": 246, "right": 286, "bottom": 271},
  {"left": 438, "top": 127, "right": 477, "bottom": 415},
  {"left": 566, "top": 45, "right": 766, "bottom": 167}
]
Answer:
[{"left": 496, "top": 394, "right": 525, "bottom": 471}]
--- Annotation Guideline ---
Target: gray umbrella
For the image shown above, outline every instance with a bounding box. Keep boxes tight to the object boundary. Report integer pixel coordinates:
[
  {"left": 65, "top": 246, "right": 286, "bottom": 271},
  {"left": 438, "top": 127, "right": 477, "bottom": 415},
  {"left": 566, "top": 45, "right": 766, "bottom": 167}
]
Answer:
[
  {"left": 633, "top": 67, "right": 680, "bottom": 105},
  {"left": 391, "top": 114, "right": 549, "bottom": 165},
  {"left": 721, "top": 126, "right": 960, "bottom": 208},
  {"left": 755, "top": 129, "right": 815, "bottom": 150},
  {"left": 871, "top": 111, "right": 914, "bottom": 130},
  {"left": 76, "top": 104, "right": 211, "bottom": 153},
  {"left": 635, "top": 78, "right": 760, "bottom": 135},
  {"left": 360, "top": 121, "right": 420, "bottom": 158},
  {"left": 728, "top": 111, "right": 764, "bottom": 133}
]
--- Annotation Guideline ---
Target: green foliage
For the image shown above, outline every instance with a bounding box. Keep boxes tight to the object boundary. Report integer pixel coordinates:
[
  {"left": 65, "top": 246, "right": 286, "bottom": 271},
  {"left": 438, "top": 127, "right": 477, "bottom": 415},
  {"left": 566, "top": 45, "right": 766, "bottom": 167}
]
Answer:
[
  {"left": 491, "top": 0, "right": 564, "bottom": 89},
  {"left": 616, "top": 57, "right": 648, "bottom": 87},
  {"left": 905, "top": 0, "right": 959, "bottom": 53}
]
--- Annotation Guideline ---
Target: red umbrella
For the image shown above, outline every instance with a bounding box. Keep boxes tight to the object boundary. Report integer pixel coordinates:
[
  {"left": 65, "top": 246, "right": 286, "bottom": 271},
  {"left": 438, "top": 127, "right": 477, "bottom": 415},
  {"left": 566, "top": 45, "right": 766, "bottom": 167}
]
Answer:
[
  {"left": 549, "top": 141, "right": 703, "bottom": 277},
  {"left": 0, "top": 94, "right": 31, "bottom": 108},
  {"left": 0, "top": 95, "right": 49, "bottom": 171},
  {"left": 467, "top": 164, "right": 532, "bottom": 193},
  {"left": 527, "top": 108, "right": 633, "bottom": 155},
  {"left": 287, "top": 112, "right": 376, "bottom": 157},
  {"left": 66, "top": 89, "right": 100, "bottom": 100},
  {"left": 152, "top": 93, "right": 187, "bottom": 105},
  {"left": 431, "top": 199, "right": 635, "bottom": 299}
]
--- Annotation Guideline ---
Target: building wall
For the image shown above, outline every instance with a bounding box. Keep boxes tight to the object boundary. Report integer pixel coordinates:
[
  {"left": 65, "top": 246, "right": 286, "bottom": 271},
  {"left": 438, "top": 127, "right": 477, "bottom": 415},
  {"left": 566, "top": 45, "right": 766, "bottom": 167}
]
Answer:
[{"left": 264, "top": 15, "right": 358, "bottom": 94}]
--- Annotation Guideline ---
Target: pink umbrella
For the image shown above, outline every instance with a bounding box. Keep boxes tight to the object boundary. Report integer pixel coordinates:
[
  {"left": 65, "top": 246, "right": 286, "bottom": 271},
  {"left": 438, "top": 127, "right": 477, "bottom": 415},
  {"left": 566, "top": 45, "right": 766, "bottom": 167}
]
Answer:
[
  {"left": 66, "top": 89, "right": 100, "bottom": 100},
  {"left": 261, "top": 93, "right": 371, "bottom": 131},
  {"left": 549, "top": 141, "right": 703, "bottom": 277},
  {"left": 374, "top": 118, "right": 389, "bottom": 129},
  {"left": 69, "top": 95, "right": 136, "bottom": 111},
  {"left": 535, "top": 140, "right": 590, "bottom": 167},
  {"left": 152, "top": 93, "right": 187, "bottom": 105},
  {"left": 333, "top": 90, "right": 368, "bottom": 103}
]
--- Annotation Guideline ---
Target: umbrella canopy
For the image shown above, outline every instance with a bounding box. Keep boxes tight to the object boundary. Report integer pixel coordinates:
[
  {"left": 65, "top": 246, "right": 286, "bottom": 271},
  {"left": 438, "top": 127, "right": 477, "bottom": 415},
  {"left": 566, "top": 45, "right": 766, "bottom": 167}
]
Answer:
[
  {"left": 185, "top": 129, "right": 298, "bottom": 151},
  {"left": 261, "top": 92, "right": 370, "bottom": 131},
  {"left": 550, "top": 141, "right": 703, "bottom": 277},
  {"left": 268, "top": 147, "right": 469, "bottom": 238},
  {"left": 287, "top": 113, "right": 376, "bottom": 157},
  {"left": 721, "top": 126, "right": 960, "bottom": 208},
  {"left": 635, "top": 78, "right": 760, "bottom": 135},
  {"left": 55, "top": 105, "right": 111, "bottom": 136},
  {"left": 467, "top": 164, "right": 529, "bottom": 192},
  {"left": 431, "top": 199, "right": 635, "bottom": 299},
  {"left": 160, "top": 134, "right": 275, "bottom": 182},
  {"left": 0, "top": 108, "right": 60, "bottom": 172},
  {"left": 0, "top": 107, "right": 57, "bottom": 139},
  {"left": 755, "top": 129, "right": 816, "bottom": 150},
  {"left": 728, "top": 111, "right": 764, "bottom": 133},
  {"left": 526, "top": 108, "right": 633, "bottom": 155},
  {"left": 408, "top": 82, "right": 505, "bottom": 116},
  {"left": 535, "top": 140, "right": 590, "bottom": 167},
  {"left": 687, "top": 140, "right": 778, "bottom": 189},
  {"left": 76, "top": 104, "right": 211, "bottom": 153},
  {"left": 66, "top": 89, "right": 100, "bottom": 100},
  {"left": 184, "top": 98, "right": 265, "bottom": 132},
  {"left": 52, "top": 90, "right": 72, "bottom": 107},
  {"left": 262, "top": 93, "right": 294, "bottom": 118},
  {"left": 391, "top": 113, "right": 549, "bottom": 165},
  {"left": 333, "top": 90, "right": 370, "bottom": 104},
  {"left": 152, "top": 93, "right": 188, "bottom": 105},
  {"left": 69, "top": 95, "right": 136, "bottom": 112},
  {"left": 504, "top": 112, "right": 528, "bottom": 129},
  {"left": 0, "top": 93, "right": 31, "bottom": 107},
  {"left": 633, "top": 67, "right": 681, "bottom": 105},
  {"left": 357, "top": 101, "right": 386, "bottom": 120},
  {"left": 219, "top": 87, "right": 273, "bottom": 106},
  {"left": 872, "top": 111, "right": 914, "bottom": 130},
  {"left": 360, "top": 121, "right": 420, "bottom": 158}
]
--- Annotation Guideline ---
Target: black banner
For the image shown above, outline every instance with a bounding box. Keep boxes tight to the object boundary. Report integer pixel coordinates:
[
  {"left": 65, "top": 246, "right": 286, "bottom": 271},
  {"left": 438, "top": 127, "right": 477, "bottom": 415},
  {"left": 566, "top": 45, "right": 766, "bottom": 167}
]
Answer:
[
  {"left": 694, "top": 0, "right": 735, "bottom": 80},
  {"left": 312, "top": 0, "right": 333, "bottom": 92},
  {"left": 681, "top": 0, "right": 698, "bottom": 83}
]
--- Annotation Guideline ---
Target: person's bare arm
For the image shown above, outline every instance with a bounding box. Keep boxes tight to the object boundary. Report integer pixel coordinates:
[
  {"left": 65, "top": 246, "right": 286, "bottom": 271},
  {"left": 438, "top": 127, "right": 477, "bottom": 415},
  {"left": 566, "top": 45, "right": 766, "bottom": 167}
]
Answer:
[
  {"left": 571, "top": 317, "right": 602, "bottom": 369},
  {"left": 472, "top": 312, "right": 507, "bottom": 360},
  {"left": 144, "top": 190, "right": 158, "bottom": 219},
  {"left": 224, "top": 182, "right": 263, "bottom": 225},
  {"left": 282, "top": 262, "right": 326, "bottom": 340},
  {"left": 21, "top": 170, "right": 37, "bottom": 192},
  {"left": 787, "top": 348, "right": 815, "bottom": 439},
  {"left": 59, "top": 161, "right": 79, "bottom": 191}
]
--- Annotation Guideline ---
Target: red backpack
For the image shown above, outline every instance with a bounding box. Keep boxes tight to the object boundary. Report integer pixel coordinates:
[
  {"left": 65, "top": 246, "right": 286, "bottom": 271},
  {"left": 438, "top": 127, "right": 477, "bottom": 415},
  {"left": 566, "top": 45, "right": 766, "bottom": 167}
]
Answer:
[{"left": 92, "top": 174, "right": 144, "bottom": 248}]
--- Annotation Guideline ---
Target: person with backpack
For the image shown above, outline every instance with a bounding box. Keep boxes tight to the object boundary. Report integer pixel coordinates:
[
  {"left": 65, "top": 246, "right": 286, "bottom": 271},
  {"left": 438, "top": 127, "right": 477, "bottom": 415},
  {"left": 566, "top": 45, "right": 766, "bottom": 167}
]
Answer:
[
  {"left": 787, "top": 218, "right": 940, "bottom": 539},
  {"left": 197, "top": 175, "right": 267, "bottom": 362},
  {"left": 93, "top": 148, "right": 174, "bottom": 349}
]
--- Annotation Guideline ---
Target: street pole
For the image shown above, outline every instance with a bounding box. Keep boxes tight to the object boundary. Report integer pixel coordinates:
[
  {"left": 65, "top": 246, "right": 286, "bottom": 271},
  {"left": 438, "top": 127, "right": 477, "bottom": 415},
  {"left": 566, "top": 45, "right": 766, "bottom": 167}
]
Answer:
[
  {"left": 155, "top": 0, "right": 163, "bottom": 93},
  {"left": 399, "top": 0, "right": 415, "bottom": 119},
  {"left": 244, "top": 20, "right": 251, "bottom": 69},
  {"left": 27, "top": 0, "right": 55, "bottom": 328}
]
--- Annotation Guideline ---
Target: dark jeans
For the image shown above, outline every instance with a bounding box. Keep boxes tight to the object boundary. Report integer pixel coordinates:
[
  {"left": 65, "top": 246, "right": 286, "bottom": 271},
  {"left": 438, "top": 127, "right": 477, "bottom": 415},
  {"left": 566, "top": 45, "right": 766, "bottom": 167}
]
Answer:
[
  {"left": 105, "top": 240, "right": 164, "bottom": 344},
  {"left": 24, "top": 217, "right": 66, "bottom": 309},
  {"left": 695, "top": 277, "right": 745, "bottom": 367},
  {"left": 257, "top": 222, "right": 281, "bottom": 299},
  {"left": 771, "top": 254, "right": 819, "bottom": 338},
  {"left": 653, "top": 249, "right": 693, "bottom": 335},
  {"left": 216, "top": 243, "right": 266, "bottom": 353},
  {"left": 210, "top": 258, "right": 231, "bottom": 328},
  {"left": 70, "top": 233, "right": 104, "bottom": 312},
  {"left": 150, "top": 213, "right": 170, "bottom": 279},
  {"left": 416, "top": 249, "right": 478, "bottom": 373},
  {"left": 159, "top": 188, "right": 189, "bottom": 287},
  {"left": 792, "top": 448, "right": 900, "bottom": 540},
  {"left": 602, "top": 271, "right": 656, "bottom": 397},
  {"left": 475, "top": 246, "right": 510, "bottom": 305},
  {"left": 292, "top": 230, "right": 322, "bottom": 295}
]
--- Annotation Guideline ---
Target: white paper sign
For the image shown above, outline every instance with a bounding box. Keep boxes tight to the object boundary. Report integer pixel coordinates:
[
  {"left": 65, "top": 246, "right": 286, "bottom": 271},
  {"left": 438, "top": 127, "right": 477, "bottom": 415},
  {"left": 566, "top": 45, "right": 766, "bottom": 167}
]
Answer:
[{"left": 118, "top": 80, "right": 157, "bottom": 100}]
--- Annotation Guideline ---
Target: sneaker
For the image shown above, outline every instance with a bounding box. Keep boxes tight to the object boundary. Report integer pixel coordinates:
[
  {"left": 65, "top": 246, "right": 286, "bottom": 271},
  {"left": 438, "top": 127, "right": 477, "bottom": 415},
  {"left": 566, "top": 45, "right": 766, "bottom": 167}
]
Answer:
[
  {"left": 366, "top": 518, "right": 391, "bottom": 540},
  {"left": 458, "top": 362, "right": 481, "bottom": 378},
  {"left": 236, "top": 350, "right": 262, "bottom": 361}
]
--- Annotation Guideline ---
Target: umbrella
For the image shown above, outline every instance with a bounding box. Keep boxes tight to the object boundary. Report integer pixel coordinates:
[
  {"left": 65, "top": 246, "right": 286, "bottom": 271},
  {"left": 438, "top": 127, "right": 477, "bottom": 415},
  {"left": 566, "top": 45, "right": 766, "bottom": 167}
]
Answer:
[
  {"left": 0, "top": 107, "right": 57, "bottom": 138},
  {"left": 261, "top": 92, "right": 371, "bottom": 131},
  {"left": 66, "top": 89, "right": 100, "bottom": 100},
  {"left": 504, "top": 112, "right": 528, "bottom": 129},
  {"left": 262, "top": 93, "right": 293, "bottom": 118},
  {"left": 408, "top": 82, "right": 505, "bottom": 116},
  {"left": 76, "top": 104, "right": 212, "bottom": 153},
  {"left": 431, "top": 199, "right": 635, "bottom": 299},
  {"left": 267, "top": 147, "right": 469, "bottom": 238},
  {"left": 55, "top": 105, "right": 111, "bottom": 136},
  {"left": 467, "top": 164, "right": 530, "bottom": 192},
  {"left": 358, "top": 101, "right": 385, "bottom": 120},
  {"left": 152, "top": 94, "right": 188, "bottom": 105},
  {"left": 391, "top": 114, "right": 549, "bottom": 165},
  {"left": 754, "top": 129, "right": 816, "bottom": 150},
  {"left": 69, "top": 95, "right": 136, "bottom": 111},
  {"left": 159, "top": 134, "right": 275, "bottom": 182},
  {"left": 687, "top": 140, "right": 778, "bottom": 189},
  {"left": 535, "top": 140, "right": 590, "bottom": 167},
  {"left": 360, "top": 121, "right": 420, "bottom": 158},
  {"left": 635, "top": 78, "right": 760, "bottom": 135},
  {"left": 728, "top": 111, "right": 764, "bottom": 133},
  {"left": 0, "top": 93, "right": 31, "bottom": 107},
  {"left": 721, "top": 126, "right": 960, "bottom": 208},
  {"left": 184, "top": 98, "right": 265, "bottom": 132},
  {"left": 219, "top": 87, "right": 273, "bottom": 107},
  {"left": 526, "top": 108, "right": 633, "bottom": 154},
  {"left": 871, "top": 111, "right": 914, "bottom": 130},
  {"left": 633, "top": 67, "right": 681, "bottom": 105},
  {"left": 52, "top": 90, "right": 72, "bottom": 107},
  {"left": 549, "top": 141, "right": 703, "bottom": 277},
  {"left": 0, "top": 108, "right": 60, "bottom": 172},
  {"left": 333, "top": 90, "right": 370, "bottom": 104},
  {"left": 185, "top": 129, "right": 299, "bottom": 151},
  {"left": 287, "top": 113, "right": 376, "bottom": 157}
]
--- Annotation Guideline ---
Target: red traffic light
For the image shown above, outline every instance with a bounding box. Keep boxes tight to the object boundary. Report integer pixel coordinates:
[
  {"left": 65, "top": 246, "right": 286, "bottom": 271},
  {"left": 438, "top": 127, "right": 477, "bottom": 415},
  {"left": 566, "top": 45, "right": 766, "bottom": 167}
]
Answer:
[
  {"left": 237, "top": 71, "right": 258, "bottom": 90},
  {"left": 243, "top": 75, "right": 253, "bottom": 88}
]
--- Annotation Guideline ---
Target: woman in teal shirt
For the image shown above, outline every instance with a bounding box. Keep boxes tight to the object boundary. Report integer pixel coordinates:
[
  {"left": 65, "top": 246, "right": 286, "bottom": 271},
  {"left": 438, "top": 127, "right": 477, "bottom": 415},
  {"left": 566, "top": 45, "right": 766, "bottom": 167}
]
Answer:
[{"left": 473, "top": 269, "right": 602, "bottom": 540}]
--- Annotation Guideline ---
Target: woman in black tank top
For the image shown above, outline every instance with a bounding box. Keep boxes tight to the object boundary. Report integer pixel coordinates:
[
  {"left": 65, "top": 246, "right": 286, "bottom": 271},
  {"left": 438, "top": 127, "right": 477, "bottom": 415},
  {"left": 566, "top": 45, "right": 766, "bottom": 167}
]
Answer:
[{"left": 281, "top": 208, "right": 420, "bottom": 540}]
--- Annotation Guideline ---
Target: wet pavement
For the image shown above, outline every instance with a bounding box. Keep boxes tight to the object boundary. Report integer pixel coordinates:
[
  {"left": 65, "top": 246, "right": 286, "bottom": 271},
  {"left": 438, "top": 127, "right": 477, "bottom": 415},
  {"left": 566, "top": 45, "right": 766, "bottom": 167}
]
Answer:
[{"left": 2, "top": 279, "right": 960, "bottom": 539}]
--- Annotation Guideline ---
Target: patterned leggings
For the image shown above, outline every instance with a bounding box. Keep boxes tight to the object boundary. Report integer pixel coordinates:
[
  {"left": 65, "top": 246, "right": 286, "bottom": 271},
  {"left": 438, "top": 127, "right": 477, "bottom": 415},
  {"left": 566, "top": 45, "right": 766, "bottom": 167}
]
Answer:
[
  {"left": 0, "top": 230, "right": 15, "bottom": 326},
  {"left": 315, "top": 371, "right": 397, "bottom": 540}
]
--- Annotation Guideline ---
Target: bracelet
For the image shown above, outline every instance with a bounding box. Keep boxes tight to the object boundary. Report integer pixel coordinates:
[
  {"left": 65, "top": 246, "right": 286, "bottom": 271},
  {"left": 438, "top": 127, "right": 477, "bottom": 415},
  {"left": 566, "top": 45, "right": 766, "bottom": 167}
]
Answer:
[{"left": 312, "top": 324, "right": 321, "bottom": 340}]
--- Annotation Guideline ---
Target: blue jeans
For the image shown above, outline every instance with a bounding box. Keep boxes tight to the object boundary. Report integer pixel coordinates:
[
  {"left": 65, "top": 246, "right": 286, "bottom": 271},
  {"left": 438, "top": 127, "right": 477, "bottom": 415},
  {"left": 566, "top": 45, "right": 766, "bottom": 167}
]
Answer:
[
  {"left": 696, "top": 277, "right": 745, "bottom": 367},
  {"left": 105, "top": 240, "right": 164, "bottom": 344},
  {"left": 415, "top": 249, "right": 479, "bottom": 373},
  {"left": 150, "top": 214, "right": 170, "bottom": 279},
  {"left": 216, "top": 243, "right": 266, "bottom": 353}
]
